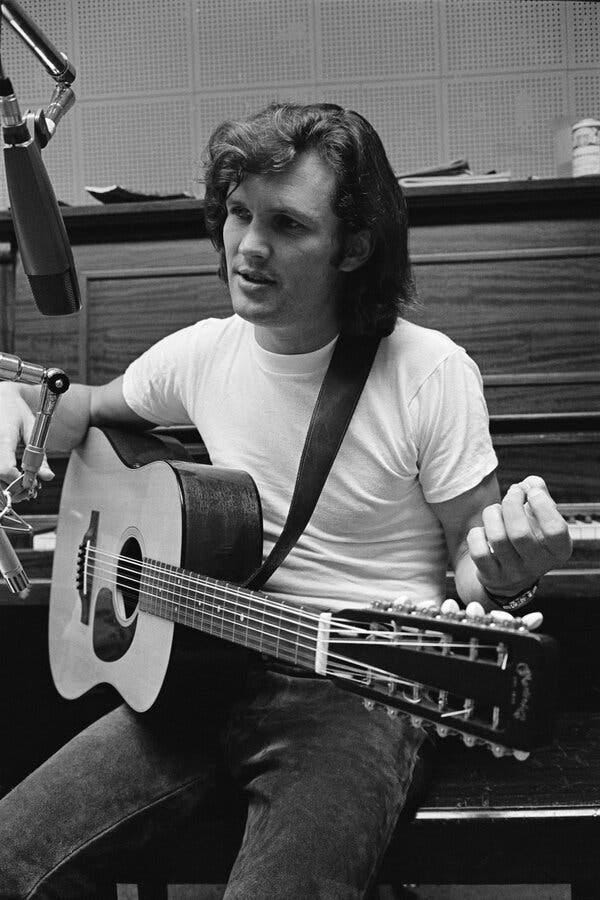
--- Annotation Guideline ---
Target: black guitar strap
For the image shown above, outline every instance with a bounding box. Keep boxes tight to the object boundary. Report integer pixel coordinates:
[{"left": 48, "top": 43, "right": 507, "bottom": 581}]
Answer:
[{"left": 244, "top": 332, "right": 381, "bottom": 590}]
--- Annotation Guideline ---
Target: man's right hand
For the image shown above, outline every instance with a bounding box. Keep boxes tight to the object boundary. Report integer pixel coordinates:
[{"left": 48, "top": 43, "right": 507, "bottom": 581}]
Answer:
[{"left": 0, "top": 383, "right": 55, "bottom": 503}]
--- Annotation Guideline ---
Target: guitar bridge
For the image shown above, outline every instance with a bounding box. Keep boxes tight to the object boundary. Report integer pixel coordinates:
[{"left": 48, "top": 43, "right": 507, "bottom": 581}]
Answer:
[{"left": 76, "top": 510, "right": 99, "bottom": 625}]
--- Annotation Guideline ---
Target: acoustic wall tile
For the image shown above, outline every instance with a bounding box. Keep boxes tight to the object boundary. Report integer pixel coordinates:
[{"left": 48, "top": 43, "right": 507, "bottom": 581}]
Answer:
[
  {"left": 446, "top": 73, "right": 568, "bottom": 178},
  {"left": 74, "top": 0, "right": 194, "bottom": 97},
  {"left": 193, "top": 0, "right": 314, "bottom": 90},
  {"left": 318, "top": 0, "right": 440, "bottom": 81},
  {"left": 444, "top": 0, "right": 566, "bottom": 74},
  {"left": 78, "top": 97, "right": 196, "bottom": 203},
  {"left": 569, "top": 2, "right": 600, "bottom": 68},
  {"left": 317, "top": 81, "right": 443, "bottom": 174},
  {"left": 571, "top": 71, "right": 600, "bottom": 120}
]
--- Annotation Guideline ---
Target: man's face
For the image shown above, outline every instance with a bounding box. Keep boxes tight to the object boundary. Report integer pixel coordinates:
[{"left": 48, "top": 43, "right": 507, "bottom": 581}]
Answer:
[{"left": 223, "top": 151, "right": 346, "bottom": 353}]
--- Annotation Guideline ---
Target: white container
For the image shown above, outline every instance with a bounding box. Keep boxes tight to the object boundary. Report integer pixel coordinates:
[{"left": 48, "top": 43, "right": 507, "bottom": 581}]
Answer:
[{"left": 572, "top": 118, "right": 600, "bottom": 176}]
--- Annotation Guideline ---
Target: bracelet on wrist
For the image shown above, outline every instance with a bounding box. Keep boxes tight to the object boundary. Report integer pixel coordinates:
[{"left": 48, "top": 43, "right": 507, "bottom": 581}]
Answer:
[{"left": 483, "top": 581, "right": 540, "bottom": 613}]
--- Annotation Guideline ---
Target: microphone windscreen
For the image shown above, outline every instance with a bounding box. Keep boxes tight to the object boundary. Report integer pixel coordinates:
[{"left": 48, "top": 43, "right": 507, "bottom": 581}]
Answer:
[{"left": 27, "top": 270, "right": 80, "bottom": 316}]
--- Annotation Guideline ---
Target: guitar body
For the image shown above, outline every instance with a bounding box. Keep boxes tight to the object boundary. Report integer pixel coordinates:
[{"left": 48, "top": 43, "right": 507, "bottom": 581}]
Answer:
[{"left": 49, "top": 427, "right": 263, "bottom": 711}]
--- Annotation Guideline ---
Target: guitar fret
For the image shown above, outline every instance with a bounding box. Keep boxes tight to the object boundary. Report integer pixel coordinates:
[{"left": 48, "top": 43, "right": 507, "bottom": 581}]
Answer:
[{"left": 260, "top": 595, "right": 266, "bottom": 654}]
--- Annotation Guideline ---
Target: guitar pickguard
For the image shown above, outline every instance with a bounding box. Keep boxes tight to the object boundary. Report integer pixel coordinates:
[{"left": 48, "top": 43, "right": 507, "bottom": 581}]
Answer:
[{"left": 92, "top": 586, "right": 137, "bottom": 662}]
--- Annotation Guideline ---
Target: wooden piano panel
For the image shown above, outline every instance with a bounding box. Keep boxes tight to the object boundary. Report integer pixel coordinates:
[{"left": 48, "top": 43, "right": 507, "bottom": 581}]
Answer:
[
  {"left": 492, "top": 420, "right": 600, "bottom": 503},
  {"left": 86, "top": 272, "right": 230, "bottom": 384},
  {"left": 409, "top": 253, "right": 600, "bottom": 415},
  {"left": 13, "top": 238, "right": 229, "bottom": 385}
]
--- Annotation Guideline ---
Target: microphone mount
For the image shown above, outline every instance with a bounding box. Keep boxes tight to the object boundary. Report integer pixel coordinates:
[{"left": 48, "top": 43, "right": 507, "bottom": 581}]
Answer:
[
  {"left": 0, "top": 353, "right": 70, "bottom": 593},
  {"left": 0, "top": 0, "right": 77, "bottom": 148}
]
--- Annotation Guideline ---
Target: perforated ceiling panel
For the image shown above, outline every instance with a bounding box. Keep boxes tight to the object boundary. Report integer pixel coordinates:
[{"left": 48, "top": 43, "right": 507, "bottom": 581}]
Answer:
[
  {"left": 75, "top": 0, "right": 193, "bottom": 97},
  {"left": 318, "top": 81, "right": 443, "bottom": 174},
  {"left": 78, "top": 98, "right": 196, "bottom": 201},
  {"left": 445, "top": 0, "right": 566, "bottom": 73},
  {"left": 571, "top": 2, "right": 600, "bottom": 67},
  {"left": 194, "top": 0, "right": 313, "bottom": 90},
  {"left": 446, "top": 73, "right": 568, "bottom": 178},
  {"left": 318, "top": 0, "right": 439, "bottom": 81}
]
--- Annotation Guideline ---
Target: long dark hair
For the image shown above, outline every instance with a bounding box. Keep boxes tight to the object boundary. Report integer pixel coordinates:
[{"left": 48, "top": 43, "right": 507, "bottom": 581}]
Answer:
[{"left": 203, "top": 102, "right": 416, "bottom": 336}]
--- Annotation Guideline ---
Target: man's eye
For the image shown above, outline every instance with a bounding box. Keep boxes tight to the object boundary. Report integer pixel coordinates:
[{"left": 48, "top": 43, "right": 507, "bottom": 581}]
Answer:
[
  {"left": 228, "top": 206, "right": 250, "bottom": 221},
  {"left": 278, "top": 215, "right": 303, "bottom": 231}
]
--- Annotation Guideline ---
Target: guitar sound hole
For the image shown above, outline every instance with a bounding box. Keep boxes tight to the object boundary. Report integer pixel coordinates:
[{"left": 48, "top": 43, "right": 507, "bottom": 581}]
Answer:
[{"left": 117, "top": 537, "right": 142, "bottom": 620}]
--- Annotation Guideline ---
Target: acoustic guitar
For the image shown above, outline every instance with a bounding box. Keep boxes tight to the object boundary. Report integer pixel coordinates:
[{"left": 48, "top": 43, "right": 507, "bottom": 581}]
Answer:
[{"left": 49, "top": 427, "right": 558, "bottom": 758}]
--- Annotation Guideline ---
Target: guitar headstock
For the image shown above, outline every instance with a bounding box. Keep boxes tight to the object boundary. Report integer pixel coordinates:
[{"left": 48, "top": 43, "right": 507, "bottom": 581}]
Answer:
[{"left": 327, "top": 598, "right": 558, "bottom": 758}]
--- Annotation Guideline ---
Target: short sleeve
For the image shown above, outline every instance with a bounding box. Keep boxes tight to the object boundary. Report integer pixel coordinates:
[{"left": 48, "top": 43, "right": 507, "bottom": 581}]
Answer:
[
  {"left": 122, "top": 326, "right": 196, "bottom": 426},
  {"left": 412, "top": 348, "right": 498, "bottom": 503}
]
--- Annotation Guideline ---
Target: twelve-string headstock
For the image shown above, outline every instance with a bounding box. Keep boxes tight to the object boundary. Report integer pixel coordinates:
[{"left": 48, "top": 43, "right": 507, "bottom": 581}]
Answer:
[{"left": 327, "top": 597, "right": 558, "bottom": 759}]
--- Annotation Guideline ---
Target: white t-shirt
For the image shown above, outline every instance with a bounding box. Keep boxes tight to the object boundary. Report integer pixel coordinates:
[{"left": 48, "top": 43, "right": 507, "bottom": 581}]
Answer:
[{"left": 122, "top": 315, "right": 497, "bottom": 610}]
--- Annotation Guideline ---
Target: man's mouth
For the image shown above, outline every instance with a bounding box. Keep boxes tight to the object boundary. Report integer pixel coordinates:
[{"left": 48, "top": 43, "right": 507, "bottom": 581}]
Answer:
[{"left": 237, "top": 269, "right": 276, "bottom": 285}]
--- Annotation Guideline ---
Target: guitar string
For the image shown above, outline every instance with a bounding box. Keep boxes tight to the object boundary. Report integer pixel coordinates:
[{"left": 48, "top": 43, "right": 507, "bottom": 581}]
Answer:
[
  {"left": 84, "top": 553, "right": 494, "bottom": 653},
  {"left": 83, "top": 547, "right": 506, "bottom": 655},
  {"left": 84, "top": 557, "right": 431, "bottom": 689},
  {"left": 83, "top": 557, "right": 497, "bottom": 730},
  {"left": 82, "top": 548, "right": 506, "bottom": 656},
  {"left": 76, "top": 552, "right": 507, "bottom": 726},
  {"left": 83, "top": 544, "right": 496, "bottom": 645}
]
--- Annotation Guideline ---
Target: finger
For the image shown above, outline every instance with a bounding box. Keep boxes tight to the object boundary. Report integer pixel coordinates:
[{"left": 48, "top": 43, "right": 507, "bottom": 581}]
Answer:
[
  {"left": 500, "top": 484, "right": 538, "bottom": 557},
  {"left": 522, "top": 487, "right": 572, "bottom": 563},
  {"left": 480, "top": 503, "right": 523, "bottom": 569},
  {"left": 0, "top": 435, "right": 21, "bottom": 485},
  {"left": 466, "top": 525, "right": 501, "bottom": 583},
  {"left": 518, "top": 475, "right": 548, "bottom": 496}
]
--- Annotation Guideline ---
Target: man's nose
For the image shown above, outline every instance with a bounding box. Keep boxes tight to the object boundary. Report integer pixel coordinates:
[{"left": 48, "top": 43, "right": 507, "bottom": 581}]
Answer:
[{"left": 238, "top": 221, "right": 270, "bottom": 259}]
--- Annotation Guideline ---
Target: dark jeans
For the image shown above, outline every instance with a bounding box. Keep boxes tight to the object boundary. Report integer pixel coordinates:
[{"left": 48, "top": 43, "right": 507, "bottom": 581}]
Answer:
[{"left": 0, "top": 663, "right": 426, "bottom": 899}]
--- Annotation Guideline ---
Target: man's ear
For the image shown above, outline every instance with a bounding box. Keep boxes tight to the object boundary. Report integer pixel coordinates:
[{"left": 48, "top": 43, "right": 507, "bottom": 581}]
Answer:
[{"left": 337, "top": 229, "right": 373, "bottom": 272}]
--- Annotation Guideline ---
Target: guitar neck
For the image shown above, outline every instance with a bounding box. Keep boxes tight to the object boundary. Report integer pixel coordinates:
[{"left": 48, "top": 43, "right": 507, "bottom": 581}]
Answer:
[{"left": 138, "top": 557, "right": 321, "bottom": 670}]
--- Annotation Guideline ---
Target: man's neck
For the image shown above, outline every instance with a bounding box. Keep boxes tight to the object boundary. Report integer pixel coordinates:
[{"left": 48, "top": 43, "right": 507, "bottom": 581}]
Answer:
[{"left": 253, "top": 322, "right": 339, "bottom": 355}]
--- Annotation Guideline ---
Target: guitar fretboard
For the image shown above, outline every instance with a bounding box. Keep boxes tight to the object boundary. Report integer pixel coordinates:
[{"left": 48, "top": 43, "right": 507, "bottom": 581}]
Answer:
[{"left": 138, "top": 557, "right": 320, "bottom": 670}]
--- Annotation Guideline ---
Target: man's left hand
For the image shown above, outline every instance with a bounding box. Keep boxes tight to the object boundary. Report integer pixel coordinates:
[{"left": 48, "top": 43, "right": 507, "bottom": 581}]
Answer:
[{"left": 466, "top": 475, "right": 573, "bottom": 597}]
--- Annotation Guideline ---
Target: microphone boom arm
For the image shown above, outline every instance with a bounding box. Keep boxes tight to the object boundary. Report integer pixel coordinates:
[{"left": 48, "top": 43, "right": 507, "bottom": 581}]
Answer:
[{"left": 1, "top": 0, "right": 76, "bottom": 85}]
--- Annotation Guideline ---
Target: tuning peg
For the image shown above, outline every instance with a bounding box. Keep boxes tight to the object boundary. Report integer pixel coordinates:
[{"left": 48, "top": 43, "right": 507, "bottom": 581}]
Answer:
[
  {"left": 363, "top": 698, "right": 376, "bottom": 711},
  {"left": 410, "top": 715, "right": 423, "bottom": 728},
  {"left": 386, "top": 706, "right": 398, "bottom": 718},
  {"left": 436, "top": 724, "right": 450, "bottom": 738},
  {"left": 462, "top": 734, "right": 477, "bottom": 748},
  {"left": 372, "top": 599, "right": 390, "bottom": 611},
  {"left": 490, "top": 743, "right": 507, "bottom": 758},
  {"left": 513, "top": 749, "right": 530, "bottom": 761}
]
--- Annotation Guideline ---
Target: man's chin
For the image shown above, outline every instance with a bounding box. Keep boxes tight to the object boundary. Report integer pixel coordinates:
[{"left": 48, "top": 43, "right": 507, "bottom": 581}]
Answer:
[{"left": 231, "top": 292, "right": 278, "bottom": 324}]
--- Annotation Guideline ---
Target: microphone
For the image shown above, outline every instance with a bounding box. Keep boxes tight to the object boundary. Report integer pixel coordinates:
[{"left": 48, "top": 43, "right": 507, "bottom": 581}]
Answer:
[
  {"left": 1, "top": 76, "right": 81, "bottom": 315},
  {"left": 0, "top": 527, "right": 29, "bottom": 593}
]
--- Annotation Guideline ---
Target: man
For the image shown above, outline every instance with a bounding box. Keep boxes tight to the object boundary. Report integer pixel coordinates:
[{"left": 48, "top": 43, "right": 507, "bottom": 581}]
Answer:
[{"left": 0, "top": 103, "right": 571, "bottom": 898}]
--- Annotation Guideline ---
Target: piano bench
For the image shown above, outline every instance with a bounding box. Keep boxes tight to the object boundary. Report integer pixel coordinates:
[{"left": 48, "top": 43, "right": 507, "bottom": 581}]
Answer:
[{"left": 106, "top": 712, "right": 600, "bottom": 895}]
